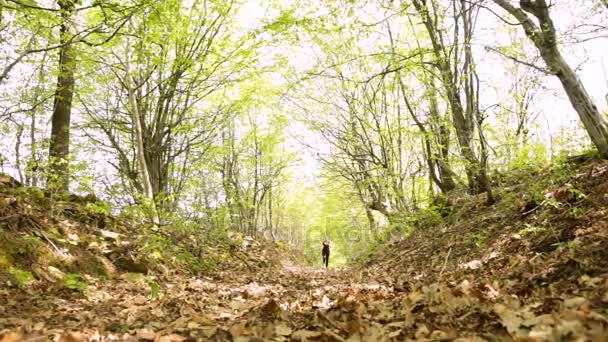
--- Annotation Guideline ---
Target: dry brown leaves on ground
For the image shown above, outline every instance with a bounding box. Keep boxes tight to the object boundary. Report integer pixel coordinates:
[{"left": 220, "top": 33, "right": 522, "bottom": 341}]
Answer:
[{"left": 1, "top": 257, "right": 607, "bottom": 341}]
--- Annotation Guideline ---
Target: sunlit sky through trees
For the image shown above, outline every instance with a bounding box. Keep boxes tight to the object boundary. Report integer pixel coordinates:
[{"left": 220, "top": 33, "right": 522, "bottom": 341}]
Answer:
[
  {"left": 248, "top": 0, "right": 608, "bottom": 185},
  {"left": 0, "top": 0, "right": 608, "bottom": 220}
]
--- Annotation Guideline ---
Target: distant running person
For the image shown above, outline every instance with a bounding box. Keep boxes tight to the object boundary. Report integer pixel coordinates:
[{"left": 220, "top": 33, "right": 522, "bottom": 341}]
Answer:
[{"left": 322, "top": 240, "right": 330, "bottom": 268}]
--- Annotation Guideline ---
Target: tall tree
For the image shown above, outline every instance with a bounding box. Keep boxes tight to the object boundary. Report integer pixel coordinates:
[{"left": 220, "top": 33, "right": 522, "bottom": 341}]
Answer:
[
  {"left": 493, "top": 0, "right": 608, "bottom": 158},
  {"left": 219, "top": 111, "right": 291, "bottom": 236},
  {"left": 298, "top": 70, "right": 421, "bottom": 224},
  {"left": 48, "top": 0, "right": 78, "bottom": 191},
  {"left": 410, "top": 0, "right": 491, "bottom": 196},
  {"left": 387, "top": 22, "right": 457, "bottom": 196},
  {"left": 47, "top": 0, "right": 133, "bottom": 191},
  {"left": 124, "top": 23, "right": 160, "bottom": 224},
  {"left": 82, "top": 0, "right": 257, "bottom": 213}
]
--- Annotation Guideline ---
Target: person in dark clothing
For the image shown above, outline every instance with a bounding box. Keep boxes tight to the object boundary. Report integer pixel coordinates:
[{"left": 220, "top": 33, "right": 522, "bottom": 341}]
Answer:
[{"left": 322, "top": 240, "right": 330, "bottom": 268}]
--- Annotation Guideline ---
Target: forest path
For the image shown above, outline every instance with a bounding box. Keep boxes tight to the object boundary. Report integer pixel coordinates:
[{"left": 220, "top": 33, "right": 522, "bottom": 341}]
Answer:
[
  {"left": 4, "top": 255, "right": 606, "bottom": 340},
  {"left": 0, "top": 261, "right": 404, "bottom": 341}
]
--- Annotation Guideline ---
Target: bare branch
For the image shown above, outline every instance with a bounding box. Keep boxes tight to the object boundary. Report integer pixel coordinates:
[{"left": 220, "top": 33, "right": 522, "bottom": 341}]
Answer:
[{"left": 483, "top": 45, "right": 554, "bottom": 75}]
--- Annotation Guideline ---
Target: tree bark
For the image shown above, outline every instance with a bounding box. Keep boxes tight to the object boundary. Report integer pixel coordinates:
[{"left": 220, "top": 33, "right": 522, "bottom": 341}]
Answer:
[
  {"left": 547, "top": 53, "right": 608, "bottom": 157},
  {"left": 48, "top": 0, "right": 77, "bottom": 192},
  {"left": 428, "top": 84, "right": 457, "bottom": 193}
]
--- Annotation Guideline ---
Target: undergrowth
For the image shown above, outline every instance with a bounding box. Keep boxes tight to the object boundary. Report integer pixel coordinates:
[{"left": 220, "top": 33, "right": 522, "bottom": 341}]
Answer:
[
  {"left": 0, "top": 179, "right": 280, "bottom": 292},
  {"left": 355, "top": 151, "right": 602, "bottom": 267}
]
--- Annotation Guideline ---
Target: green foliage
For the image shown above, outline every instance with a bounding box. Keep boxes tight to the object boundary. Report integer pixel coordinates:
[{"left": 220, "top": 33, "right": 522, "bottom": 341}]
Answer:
[
  {"left": 148, "top": 279, "right": 161, "bottom": 300},
  {"left": 120, "top": 195, "right": 158, "bottom": 223},
  {"left": 465, "top": 231, "right": 489, "bottom": 248},
  {"left": 564, "top": 183, "right": 587, "bottom": 201},
  {"left": 13, "top": 186, "right": 45, "bottom": 203},
  {"left": 508, "top": 143, "right": 549, "bottom": 171},
  {"left": 0, "top": 232, "right": 43, "bottom": 268},
  {"left": 517, "top": 224, "right": 545, "bottom": 236},
  {"left": 85, "top": 201, "right": 112, "bottom": 216},
  {"left": 138, "top": 227, "right": 220, "bottom": 275},
  {"left": 263, "top": 9, "right": 300, "bottom": 33},
  {"left": 528, "top": 190, "right": 545, "bottom": 208},
  {"left": 64, "top": 273, "right": 88, "bottom": 292},
  {"left": 297, "top": 179, "right": 369, "bottom": 266},
  {"left": 396, "top": 206, "right": 444, "bottom": 234},
  {"left": 8, "top": 267, "right": 35, "bottom": 287},
  {"left": 1, "top": 0, "right": 605, "bottom": 280},
  {"left": 545, "top": 197, "right": 562, "bottom": 210},
  {"left": 568, "top": 207, "right": 584, "bottom": 219},
  {"left": 552, "top": 240, "right": 581, "bottom": 251}
]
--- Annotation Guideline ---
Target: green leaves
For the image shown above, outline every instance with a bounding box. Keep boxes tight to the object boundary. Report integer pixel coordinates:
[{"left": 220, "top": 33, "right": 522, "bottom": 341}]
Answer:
[
  {"left": 64, "top": 273, "right": 88, "bottom": 291},
  {"left": 8, "top": 267, "right": 35, "bottom": 288},
  {"left": 148, "top": 279, "right": 161, "bottom": 299},
  {"left": 263, "top": 9, "right": 299, "bottom": 33}
]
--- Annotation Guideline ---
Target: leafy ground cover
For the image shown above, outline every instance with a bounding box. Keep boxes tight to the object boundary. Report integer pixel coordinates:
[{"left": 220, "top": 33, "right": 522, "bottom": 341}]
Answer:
[{"left": 1, "top": 159, "right": 608, "bottom": 341}]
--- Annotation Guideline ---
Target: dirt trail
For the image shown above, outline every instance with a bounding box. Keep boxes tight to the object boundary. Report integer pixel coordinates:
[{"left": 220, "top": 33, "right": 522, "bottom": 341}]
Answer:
[{"left": 0, "top": 262, "right": 395, "bottom": 341}]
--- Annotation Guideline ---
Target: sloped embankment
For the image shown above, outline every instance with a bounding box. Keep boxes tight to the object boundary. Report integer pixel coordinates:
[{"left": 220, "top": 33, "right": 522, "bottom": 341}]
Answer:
[
  {"left": 364, "top": 158, "right": 608, "bottom": 338},
  {"left": 0, "top": 175, "right": 281, "bottom": 291}
]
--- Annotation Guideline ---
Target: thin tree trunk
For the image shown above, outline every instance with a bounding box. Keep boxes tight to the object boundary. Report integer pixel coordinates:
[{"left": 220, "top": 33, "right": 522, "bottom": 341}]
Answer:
[
  {"left": 27, "top": 106, "right": 37, "bottom": 187},
  {"left": 461, "top": 0, "right": 492, "bottom": 201},
  {"left": 412, "top": 0, "right": 489, "bottom": 194},
  {"left": 125, "top": 28, "right": 160, "bottom": 226},
  {"left": 48, "top": 0, "right": 77, "bottom": 192},
  {"left": 15, "top": 124, "right": 24, "bottom": 184},
  {"left": 28, "top": 52, "right": 49, "bottom": 187},
  {"left": 428, "top": 84, "right": 457, "bottom": 192}
]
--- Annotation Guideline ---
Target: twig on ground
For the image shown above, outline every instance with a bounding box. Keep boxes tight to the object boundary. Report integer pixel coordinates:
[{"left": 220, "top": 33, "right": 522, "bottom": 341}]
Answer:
[
  {"left": 439, "top": 247, "right": 452, "bottom": 279},
  {"left": 521, "top": 199, "right": 548, "bottom": 216}
]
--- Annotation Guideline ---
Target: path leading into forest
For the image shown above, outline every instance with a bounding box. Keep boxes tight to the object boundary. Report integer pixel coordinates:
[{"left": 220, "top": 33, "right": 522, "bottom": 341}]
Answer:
[
  {"left": 2, "top": 258, "right": 606, "bottom": 341},
  {"left": 1, "top": 262, "right": 402, "bottom": 341}
]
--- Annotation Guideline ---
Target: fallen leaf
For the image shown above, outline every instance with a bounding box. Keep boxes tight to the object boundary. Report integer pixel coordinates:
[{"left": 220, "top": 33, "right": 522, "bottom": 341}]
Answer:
[
  {"left": 291, "top": 330, "right": 321, "bottom": 341},
  {"left": 158, "top": 334, "right": 187, "bottom": 342},
  {"left": 275, "top": 323, "right": 292, "bottom": 336},
  {"left": 58, "top": 332, "right": 86, "bottom": 342},
  {"left": 136, "top": 328, "right": 156, "bottom": 340},
  {"left": 0, "top": 332, "right": 24, "bottom": 342},
  {"left": 563, "top": 297, "right": 586, "bottom": 308}
]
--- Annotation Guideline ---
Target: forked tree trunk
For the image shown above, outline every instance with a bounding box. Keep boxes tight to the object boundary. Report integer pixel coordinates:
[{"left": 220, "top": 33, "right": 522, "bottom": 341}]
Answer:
[
  {"left": 411, "top": 0, "right": 490, "bottom": 195},
  {"left": 125, "top": 29, "right": 160, "bottom": 226}
]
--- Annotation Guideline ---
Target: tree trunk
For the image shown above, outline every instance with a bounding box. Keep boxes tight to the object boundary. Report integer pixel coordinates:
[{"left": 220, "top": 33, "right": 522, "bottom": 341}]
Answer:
[
  {"left": 493, "top": 0, "right": 608, "bottom": 158},
  {"left": 429, "top": 86, "right": 457, "bottom": 192},
  {"left": 125, "top": 29, "right": 160, "bottom": 226},
  {"left": 15, "top": 124, "right": 24, "bottom": 184},
  {"left": 448, "top": 82, "right": 489, "bottom": 195},
  {"left": 48, "top": 0, "right": 77, "bottom": 192},
  {"left": 545, "top": 51, "right": 608, "bottom": 157},
  {"left": 412, "top": 0, "right": 489, "bottom": 194}
]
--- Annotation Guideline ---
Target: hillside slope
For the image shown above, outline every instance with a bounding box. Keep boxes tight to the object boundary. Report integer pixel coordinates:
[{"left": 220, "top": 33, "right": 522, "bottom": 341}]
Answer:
[{"left": 363, "top": 157, "right": 608, "bottom": 339}]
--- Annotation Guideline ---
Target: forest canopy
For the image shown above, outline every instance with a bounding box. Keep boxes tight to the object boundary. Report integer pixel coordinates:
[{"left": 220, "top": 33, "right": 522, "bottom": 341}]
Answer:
[{"left": 0, "top": 0, "right": 607, "bottom": 261}]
